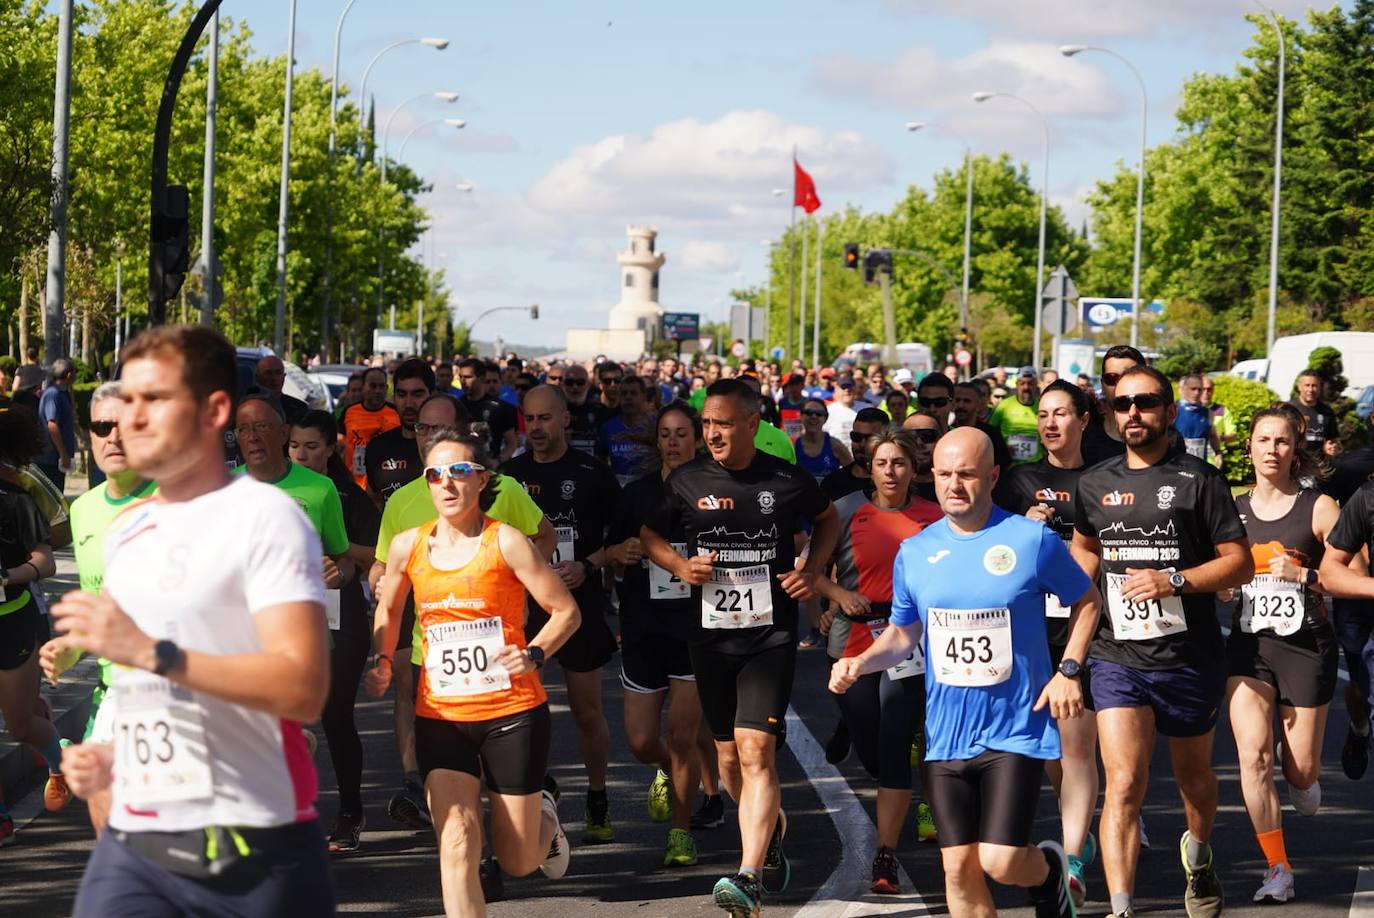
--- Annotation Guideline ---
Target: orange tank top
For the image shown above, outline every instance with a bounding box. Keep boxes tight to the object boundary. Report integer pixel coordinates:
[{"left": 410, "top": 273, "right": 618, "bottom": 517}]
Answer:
[{"left": 407, "top": 517, "right": 546, "bottom": 722}]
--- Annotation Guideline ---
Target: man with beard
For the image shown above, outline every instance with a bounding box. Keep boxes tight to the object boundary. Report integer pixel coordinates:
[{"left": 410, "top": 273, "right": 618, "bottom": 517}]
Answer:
[
  {"left": 953, "top": 380, "right": 1011, "bottom": 476},
  {"left": 365, "top": 359, "right": 434, "bottom": 505},
  {"left": 990, "top": 367, "right": 1043, "bottom": 465},
  {"left": 1081, "top": 345, "right": 1143, "bottom": 466},
  {"left": 562, "top": 363, "right": 611, "bottom": 457},
  {"left": 341, "top": 367, "right": 400, "bottom": 490},
  {"left": 821, "top": 408, "right": 888, "bottom": 502},
  {"left": 900, "top": 412, "right": 942, "bottom": 502}
]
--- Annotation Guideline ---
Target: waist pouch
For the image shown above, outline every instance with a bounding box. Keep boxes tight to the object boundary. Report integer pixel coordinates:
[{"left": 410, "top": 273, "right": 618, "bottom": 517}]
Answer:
[{"left": 115, "top": 822, "right": 307, "bottom": 879}]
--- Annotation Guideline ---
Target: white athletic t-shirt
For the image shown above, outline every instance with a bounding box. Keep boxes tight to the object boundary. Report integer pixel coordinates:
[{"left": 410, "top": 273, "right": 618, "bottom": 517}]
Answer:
[{"left": 103, "top": 475, "right": 326, "bottom": 833}]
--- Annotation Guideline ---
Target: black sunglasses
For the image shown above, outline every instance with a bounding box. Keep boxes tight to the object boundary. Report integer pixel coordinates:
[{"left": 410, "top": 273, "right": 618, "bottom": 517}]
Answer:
[
  {"left": 564, "top": 379, "right": 587, "bottom": 387},
  {"left": 910, "top": 428, "right": 939, "bottom": 444},
  {"left": 801, "top": 409, "right": 827, "bottom": 418},
  {"left": 546, "top": 375, "right": 563, "bottom": 383},
  {"left": 850, "top": 430, "right": 872, "bottom": 442},
  {"left": 838, "top": 381, "right": 855, "bottom": 390},
  {"left": 1101, "top": 371, "right": 1123, "bottom": 386},
  {"left": 90, "top": 420, "right": 118, "bottom": 437},
  {"left": 918, "top": 396, "right": 950, "bottom": 409},
  {"left": 1111, "top": 393, "right": 1165, "bottom": 413}
]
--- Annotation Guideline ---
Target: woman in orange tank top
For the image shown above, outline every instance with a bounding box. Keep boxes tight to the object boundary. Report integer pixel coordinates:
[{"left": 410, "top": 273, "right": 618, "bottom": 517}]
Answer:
[{"left": 365, "top": 432, "right": 579, "bottom": 918}]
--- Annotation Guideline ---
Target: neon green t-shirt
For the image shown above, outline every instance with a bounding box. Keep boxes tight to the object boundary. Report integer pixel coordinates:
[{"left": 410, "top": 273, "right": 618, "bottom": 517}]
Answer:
[
  {"left": 990, "top": 397, "right": 1043, "bottom": 464},
  {"left": 235, "top": 463, "right": 349, "bottom": 555},
  {"left": 375, "top": 473, "right": 545, "bottom": 665},
  {"left": 755, "top": 420, "right": 797, "bottom": 463}
]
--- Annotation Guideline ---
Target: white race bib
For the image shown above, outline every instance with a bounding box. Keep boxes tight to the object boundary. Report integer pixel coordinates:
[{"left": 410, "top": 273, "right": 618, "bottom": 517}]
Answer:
[
  {"left": 782, "top": 418, "right": 804, "bottom": 440},
  {"left": 701, "top": 564, "right": 774, "bottom": 629},
  {"left": 1008, "top": 434, "right": 1038, "bottom": 461},
  {"left": 113, "top": 675, "right": 213, "bottom": 807},
  {"left": 1184, "top": 437, "right": 1208, "bottom": 460},
  {"left": 1105, "top": 571, "right": 1187, "bottom": 641},
  {"left": 552, "top": 526, "right": 576, "bottom": 565},
  {"left": 1238, "top": 575, "right": 1303, "bottom": 637},
  {"left": 1045, "top": 593, "right": 1071, "bottom": 619},
  {"left": 351, "top": 442, "right": 367, "bottom": 477},
  {"left": 927, "top": 607, "right": 1013, "bottom": 686},
  {"left": 867, "top": 619, "right": 924, "bottom": 679},
  {"left": 325, "top": 589, "right": 341, "bottom": 630},
  {"left": 648, "top": 542, "right": 690, "bottom": 601},
  {"left": 424, "top": 617, "right": 511, "bottom": 697}
]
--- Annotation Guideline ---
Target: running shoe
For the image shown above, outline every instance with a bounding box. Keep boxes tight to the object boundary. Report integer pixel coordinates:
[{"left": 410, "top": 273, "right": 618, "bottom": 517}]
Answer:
[
  {"left": 691, "top": 793, "right": 725, "bottom": 829},
  {"left": 544, "top": 772, "right": 562, "bottom": 802},
  {"left": 916, "top": 802, "right": 938, "bottom": 843},
  {"left": 825, "top": 722, "right": 851, "bottom": 765},
  {"left": 1180, "top": 831, "right": 1224, "bottom": 918},
  {"left": 1031, "top": 839, "right": 1075, "bottom": 918},
  {"left": 539, "top": 790, "right": 570, "bottom": 879},
  {"left": 870, "top": 846, "right": 900, "bottom": 895},
  {"left": 327, "top": 811, "right": 364, "bottom": 854},
  {"left": 44, "top": 772, "right": 72, "bottom": 812},
  {"left": 713, "top": 872, "right": 763, "bottom": 917},
  {"left": 1081, "top": 831, "right": 1097, "bottom": 867},
  {"left": 480, "top": 855, "right": 505, "bottom": 902},
  {"left": 387, "top": 778, "right": 432, "bottom": 829},
  {"left": 0, "top": 809, "right": 14, "bottom": 848},
  {"left": 1342, "top": 722, "right": 1369, "bottom": 780},
  {"left": 663, "top": 827, "right": 698, "bottom": 867},
  {"left": 1066, "top": 854, "right": 1086, "bottom": 909},
  {"left": 1138, "top": 815, "right": 1150, "bottom": 849},
  {"left": 648, "top": 769, "right": 672, "bottom": 823},
  {"left": 797, "top": 628, "right": 823, "bottom": 649},
  {"left": 1252, "top": 862, "right": 1295, "bottom": 903},
  {"left": 761, "top": 810, "right": 789, "bottom": 894},
  {"left": 1289, "top": 778, "right": 1321, "bottom": 817},
  {"left": 584, "top": 793, "right": 614, "bottom": 844}
]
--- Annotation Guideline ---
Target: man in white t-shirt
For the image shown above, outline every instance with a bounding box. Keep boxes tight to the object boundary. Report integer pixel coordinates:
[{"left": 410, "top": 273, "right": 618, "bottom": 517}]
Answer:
[
  {"left": 824, "top": 375, "right": 861, "bottom": 442},
  {"left": 50, "top": 325, "right": 335, "bottom": 917}
]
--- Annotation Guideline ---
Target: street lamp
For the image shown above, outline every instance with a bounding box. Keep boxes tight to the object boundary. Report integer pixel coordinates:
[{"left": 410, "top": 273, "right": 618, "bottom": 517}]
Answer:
[
  {"left": 973, "top": 90, "right": 1050, "bottom": 371},
  {"left": 356, "top": 37, "right": 449, "bottom": 156},
  {"left": 1061, "top": 43, "right": 1148, "bottom": 348},
  {"left": 397, "top": 118, "right": 466, "bottom": 162},
  {"left": 381, "top": 91, "right": 460, "bottom": 180},
  {"left": 455, "top": 181, "right": 475, "bottom": 192},
  {"left": 906, "top": 121, "right": 975, "bottom": 336},
  {"left": 1251, "top": 2, "right": 1286, "bottom": 354}
]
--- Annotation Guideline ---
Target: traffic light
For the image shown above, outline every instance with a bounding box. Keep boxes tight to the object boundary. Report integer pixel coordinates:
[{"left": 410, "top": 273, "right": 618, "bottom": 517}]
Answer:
[
  {"left": 843, "top": 243, "right": 859, "bottom": 270},
  {"left": 151, "top": 183, "right": 190, "bottom": 302},
  {"left": 529, "top": 304, "right": 540, "bottom": 320},
  {"left": 862, "top": 248, "right": 893, "bottom": 285}
]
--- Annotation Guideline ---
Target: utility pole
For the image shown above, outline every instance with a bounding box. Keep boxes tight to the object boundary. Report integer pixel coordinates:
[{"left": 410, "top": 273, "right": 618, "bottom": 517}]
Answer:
[
  {"left": 198, "top": 8, "right": 218, "bottom": 325},
  {"left": 272, "top": 0, "right": 297, "bottom": 354},
  {"left": 811, "top": 219, "right": 823, "bottom": 370},
  {"left": 878, "top": 270, "right": 897, "bottom": 368},
  {"left": 44, "top": 0, "right": 74, "bottom": 361}
]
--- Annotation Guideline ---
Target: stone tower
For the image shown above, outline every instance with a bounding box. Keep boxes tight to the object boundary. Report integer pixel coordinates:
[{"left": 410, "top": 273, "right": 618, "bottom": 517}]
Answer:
[{"left": 607, "top": 225, "right": 665, "bottom": 333}]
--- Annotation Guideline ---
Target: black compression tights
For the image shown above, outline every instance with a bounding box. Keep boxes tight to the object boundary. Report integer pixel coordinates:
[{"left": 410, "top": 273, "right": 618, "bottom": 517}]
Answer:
[{"left": 322, "top": 601, "right": 371, "bottom": 816}]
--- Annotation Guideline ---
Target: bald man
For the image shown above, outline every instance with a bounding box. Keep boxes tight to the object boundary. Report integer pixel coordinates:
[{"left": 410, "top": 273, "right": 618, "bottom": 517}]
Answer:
[
  {"left": 254, "top": 355, "right": 308, "bottom": 424},
  {"left": 830, "top": 427, "right": 1099, "bottom": 918}
]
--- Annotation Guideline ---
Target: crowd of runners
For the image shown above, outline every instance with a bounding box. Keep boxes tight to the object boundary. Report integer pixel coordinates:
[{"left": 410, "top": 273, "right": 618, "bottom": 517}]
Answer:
[{"left": 3, "top": 330, "right": 1374, "bottom": 918}]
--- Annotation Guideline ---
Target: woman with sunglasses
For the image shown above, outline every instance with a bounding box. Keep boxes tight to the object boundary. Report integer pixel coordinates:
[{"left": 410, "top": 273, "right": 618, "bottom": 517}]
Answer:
[
  {"left": 1219, "top": 407, "right": 1339, "bottom": 905},
  {"left": 992, "top": 379, "right": 1100, "bottom": 908},
  {"left": 818, "top": 429, "right": 942, "bottom": 894},
  {"left": 795, "top": 397, "right": 852, "bottom": 484},
  {"left": 288, "top": 410, "right": 382, "bottom": 854},
  {"left": 366, "top": 431, "right": 580, "bottom": 917}
]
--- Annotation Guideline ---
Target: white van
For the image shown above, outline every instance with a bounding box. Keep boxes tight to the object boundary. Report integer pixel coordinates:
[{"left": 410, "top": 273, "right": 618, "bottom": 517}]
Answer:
[
  {"left": 838, "top": 342, "right": 933, "bottom": 376},
  {"left": 1263, "top": 332, "right": 1374, "bottom": 399},
  {"left": 1228, "top": 358, "right": 1268, "bottom": 382}
]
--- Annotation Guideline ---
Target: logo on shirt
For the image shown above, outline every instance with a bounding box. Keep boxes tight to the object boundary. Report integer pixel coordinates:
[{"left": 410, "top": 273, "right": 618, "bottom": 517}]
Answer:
[
  {"left": 983, "top": 545, "right": 1016, "bottom": 575},
  {"left": 927, "top": 549, "right": 950, "bottom": 564},
  {"left": 380, "top": 458, "right": 406, "bottom": 471},
  {"left": 757, "top": 490, "right": 776, "bottom": 515},
  {"left": 1101, "top": 490, "right": 1135, "bottom": 507},
  {"left": 560, "top": 479, "right": 576, "bottom": 500},
  {"left": 1156, "top": 485, "right": 1176, "bottom": 510},
  {"left": 697, "top": 495, "right": 736, "bottom": 511},
  {"left": 1035, "top": 486, "right": 1072, "bottom": 503}
]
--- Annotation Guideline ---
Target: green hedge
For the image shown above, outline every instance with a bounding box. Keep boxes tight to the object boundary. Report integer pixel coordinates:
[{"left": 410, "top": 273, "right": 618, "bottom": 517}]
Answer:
[
  {"left": 1211, "top": 376, "right": 1280, "bottom": 486},
  {"left": 72, "top": 381, "right": 99, "bottom": 432}
]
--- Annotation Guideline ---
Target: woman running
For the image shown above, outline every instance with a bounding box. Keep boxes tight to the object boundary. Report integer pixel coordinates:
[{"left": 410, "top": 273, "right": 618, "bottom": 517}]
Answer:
[
  {"left": 365, "top": 431, "right": 580, "bottom": 916},
  {"left": 1222, "top": 406, "right": 1340, "bottom": 904},
  {"left": 818, "top": 428, "right": 942, "bottom": 894},
  {"left": 608, "top": 400, "right": 710, "bottom": 868},
  {"left": 794, "top": 397, "right": 851, "bottom": 483},
  {"left": 290, "top": 410, "right": 381, "bottom": 854},
  {"left": 993, "top": 379, "right": 1099, "bottom": 907}
]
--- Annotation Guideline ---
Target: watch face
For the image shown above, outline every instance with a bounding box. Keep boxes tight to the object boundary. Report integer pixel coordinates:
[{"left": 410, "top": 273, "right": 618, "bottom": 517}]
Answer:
[
  {"left": 1170, "top": 573, "right": 1186, "bottom": 589},
  {"left": 1059, "top": 659, "right": 1080, "bottom": 678}
]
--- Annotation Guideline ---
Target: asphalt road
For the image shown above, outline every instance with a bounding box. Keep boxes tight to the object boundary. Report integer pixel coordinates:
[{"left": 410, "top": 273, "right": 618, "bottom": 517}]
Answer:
[{"left": 6, "top": 629, "right": 1372, "bottom": 917}]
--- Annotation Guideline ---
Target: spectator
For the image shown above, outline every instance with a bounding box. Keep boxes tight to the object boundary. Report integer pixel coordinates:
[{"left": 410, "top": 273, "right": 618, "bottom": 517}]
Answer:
[{"left": 37, "top": 358, "right": 77, "bottom": 493}]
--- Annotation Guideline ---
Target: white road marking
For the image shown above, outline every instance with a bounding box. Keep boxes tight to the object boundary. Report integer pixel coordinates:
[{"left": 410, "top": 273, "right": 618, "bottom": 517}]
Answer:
[
  {"left": 1350, "top": 866, "right": 1374, "bottom": 918},
  {"left": 785, "top": 707, "right": 934, "bottom": 917}
]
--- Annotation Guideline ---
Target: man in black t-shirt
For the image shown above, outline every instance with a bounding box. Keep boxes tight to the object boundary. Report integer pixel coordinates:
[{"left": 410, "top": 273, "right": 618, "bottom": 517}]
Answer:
[
  {"left": 364, "top": 358, "right": 433, "bottom": 504},
  {"left": 642, "top": 379, "right": 838, "bottom": 917},
  {"left": 562, "top": 363, "right": 610, "bottom": 458},
  {"left": 457, "top": 357, "right": 518, "bottom": 461},
  {"left": 900, "top": 412, "right": 941, "bottom": 503},
  {"left": 1289, "top": 369, "right": 1339, "bottom": 455},
  {"left": 1071, "top": 365, "right": 1251, "bottom": 918},
  {"left": 502, "top": 384, "right": 621, "bottom": 844},
  {"left": 820, "top": 407, "right": 886, "bottom": 502}
]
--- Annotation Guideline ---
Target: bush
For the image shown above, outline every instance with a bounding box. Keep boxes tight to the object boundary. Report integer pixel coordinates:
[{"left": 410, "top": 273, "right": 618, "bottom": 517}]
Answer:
[
  {"left": 1156, "top": 338, "right": 1223, "bottom": 378},
  {"left": 72, "top": 381, "right": 100, "bottom": 432},
  {"left": 0, "top": 356, "right": 16, "bottom": 377},
  {"left": 1211, "top": 376, "right": 1280, "bottom": 486}
]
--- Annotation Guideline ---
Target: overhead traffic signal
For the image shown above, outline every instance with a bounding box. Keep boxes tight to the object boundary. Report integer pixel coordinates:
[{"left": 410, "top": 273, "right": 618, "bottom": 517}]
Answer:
[
  {"left": 151, "top": 183, "right": 190, "bottom": 301},
  {"left": 530, "top": 304, "right": 540, "bottom": 320},
  {"left": 863, "top": 248, "right": 893, "bottom": 285},
  {"left": 843, "top": 243, "right": 859, "bottom": 270}
]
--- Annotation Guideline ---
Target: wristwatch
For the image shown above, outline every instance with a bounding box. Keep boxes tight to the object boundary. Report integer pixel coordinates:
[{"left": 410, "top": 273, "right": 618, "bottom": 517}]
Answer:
[
  {"left": 526, "top": 646, "right": 546, "bottom": 670},
  {"left": 1168, "top": 572, "right": 1187, "bottom": 595},
  {"left": 0, "top": 568, "right": 8, "bottom": 588},
  {"left": 1304, "top": 567, "right": 1319, "bottom": 587},
  {"left": 581, "top": 559, "right": 598, "bottom": 579},
  {"left": 153, "top": 639, "right": 184, "bottom": 677},
  {"left": 1058, "top": 659, "right": 1082, "bottom": 679}
]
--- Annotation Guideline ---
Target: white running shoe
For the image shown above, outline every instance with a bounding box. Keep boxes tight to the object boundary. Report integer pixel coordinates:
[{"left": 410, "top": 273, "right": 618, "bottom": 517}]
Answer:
[
  {"left": 1253, "top": 863, "right": 1295, "bottom": 903},
  {"left": 539, "top": 790, "right": 570, "bottom": 879},
  {"left": 1289, "top": 779, "right": 1320, "bottom": 817}
]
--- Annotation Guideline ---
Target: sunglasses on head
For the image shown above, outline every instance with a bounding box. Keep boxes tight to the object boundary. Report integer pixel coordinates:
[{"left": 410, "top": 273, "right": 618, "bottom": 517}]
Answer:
[
  {"left": 1110, "top": 393, "right": 1165, "bottom": 413},
  {"left": 918, "top": 396, "right": 950, "bottom": 409},
  {"left": 424, "top": 461, "right": 486, "bottom": 484},
  {"left": 910, "top": 428, "right": 940, "bottom": 444},
  {"left": 801, "top": 409, "right": 827, "bottom": 418},
  {"left": 90, "top": 419, "right": 118, "bottom": 437}
]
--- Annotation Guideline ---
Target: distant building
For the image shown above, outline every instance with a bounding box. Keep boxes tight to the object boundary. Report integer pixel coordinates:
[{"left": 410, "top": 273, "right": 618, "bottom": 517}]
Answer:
[{"left": 565, "top": 225, "right": 668, "bottom": 361}]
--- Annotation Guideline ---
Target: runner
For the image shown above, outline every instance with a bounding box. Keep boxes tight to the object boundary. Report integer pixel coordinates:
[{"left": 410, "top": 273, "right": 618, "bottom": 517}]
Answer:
[
  {"left": 341, "top": 367, "right": 400, "bottom": 490},
  {"left": 820, "top": 407, "right": 888, "bottom": 501},
  {"left": 0, "top": 404, "right": 67, "bottom": 843},
  {"left": 1071, "top": 364, "right": 1253, "bottom": 918},
  {"left": 503, "top": 385, "right": 621, "bottom": 843},
  {"left": 1081, "top": 345, "right": 1144, "bottom": 465},
  {"left": 1173, "top": 374, "right": 1221, "bottom": 465},
  {"left": 818, "top": 429, "right": 942, "bottom": 893},
  {"left": 989, "top": 367, "right": 1043, "bottom": 465},
  {"left": 608, "top": 400, "right": 710, "bottom": 867},
  {"left": 365, "top": 358, "right": 434, "bottom": 504},
  {"left": 600, "top": 374, "right": 655, "bottom": 485},
  {"left": 994, "top": 380, "right": 1100, "bottom": 907},
  {"left": 457, "top": 358, "right": 518, "bottom": 462},
  {"left": 794, "top": 397, "right": 850, "bottom": 483},
  {"left": 52, "top": 325, "right": 334, "bottom": 916},
  {"left": 641, "top": 378, "right": 840, "bottom": 917},
  {"left": 1221, "top": 407, "right": 1340, "bottom": 904},
  {"left": 829, "top": 426, "right": 1093, "bottom": 918},
  {"left": 364, "top": 431, "right": 579, "bottom": 917},
  {"left": 290, "top": 410, "right": 384, "bottom": 854},
  {"left": 561, "top": 364, "right": 610, "bottom": 458},
  {"left": 900, "top": 412, "right": 942, "bottom": 503}
]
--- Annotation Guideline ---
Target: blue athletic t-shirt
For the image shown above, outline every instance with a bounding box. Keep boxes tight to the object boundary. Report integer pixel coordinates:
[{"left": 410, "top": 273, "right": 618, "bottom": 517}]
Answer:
[{"left": 891, "top": 507, "right": 1091, "bottom": 762}]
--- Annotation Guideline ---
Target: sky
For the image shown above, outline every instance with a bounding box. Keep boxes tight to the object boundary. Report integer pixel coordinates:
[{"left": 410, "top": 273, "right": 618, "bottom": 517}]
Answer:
[{"left": 170, "top": 0, "right": 1334, "bottom": 349}]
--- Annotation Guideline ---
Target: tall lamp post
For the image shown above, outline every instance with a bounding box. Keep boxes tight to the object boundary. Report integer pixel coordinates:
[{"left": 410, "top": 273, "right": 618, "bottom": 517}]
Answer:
[
  {"left": 973, "top": 91, "right": 1050, "bottom": 371},
  {"left": 356, "top": 37, "right": 449, "bottom": 158},
  {"left": 44, "top": 0, "right": 74, "bottom": 361},
  {"left": 381, "top": 91, "right": 460, "bottom": 181},
  {"left": 272, "top": 0, "right": 297, "bottom": 354},
  {"left": 397, "top": 117, "right": 467, "bottom": 162},
  {"left": 905, "top": 121, "right": 975, "bottom": 335},
  {"left": 1252, "top": 1, "right": 1286, "bottom": 354},
  {"left": 1061, "top": 44, "right": 1148, "bottom": 348}
]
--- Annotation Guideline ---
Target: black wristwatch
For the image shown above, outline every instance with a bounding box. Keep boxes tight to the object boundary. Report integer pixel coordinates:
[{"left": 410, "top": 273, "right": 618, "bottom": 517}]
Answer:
[
  {"left": 526, "top": 646, "right": 546, "bottom": 670},
  {"left": 1304, "top": 567, "right": 1319, "bottom": 587},
  {"left": 1058, "top": 659, "right": 1082, "bottom": 679},
  {"left": 581, "top": 559, "right": 598, "bottom": 579},
  {"left": 1168, "top": 571, "right": 1187, "bottom": 595},
  {"left": 153, "top": 639, "right": 184, "bottom": 677}
]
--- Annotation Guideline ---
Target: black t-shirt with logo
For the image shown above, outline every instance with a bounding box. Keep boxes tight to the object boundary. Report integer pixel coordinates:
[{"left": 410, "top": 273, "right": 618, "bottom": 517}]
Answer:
[
  {"left": 1074, "top": 451, "right": 1246, "bottom": 670},
  {"left": 646, "top": 451, "right": 830, "bottom": 653},
  {"left": 612, "top": 472, "right": 692, "bottom": 643},
  {"left": 464, "top": 395, "right": 518, "bottom": 457},
  {"left": 502, "top": 447, "right": 621, "bottom": 617},
  {"left": 566, "top": 400, "right": 612, "bottom": 458},
  {"left": 364, "top": 426, "right": 420, "bottom": 503},
  {"left": 1289, "top": 398, "right": 1338, "bottom": 450},
  {"left": 996, "top": 459, "right": 1087, "bottom": 646}
]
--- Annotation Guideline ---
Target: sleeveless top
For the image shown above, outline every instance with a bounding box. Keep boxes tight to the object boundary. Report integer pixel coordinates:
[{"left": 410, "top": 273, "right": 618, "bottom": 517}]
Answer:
[
  {"left": 407, "top": 518, "right": 546, "bottom": 722},
  {"left": 1233, "top": 488, "right": 1330, "bottom": 645},
  {"left": 794, "top": 434, "right": 842, "bottom": 483}
]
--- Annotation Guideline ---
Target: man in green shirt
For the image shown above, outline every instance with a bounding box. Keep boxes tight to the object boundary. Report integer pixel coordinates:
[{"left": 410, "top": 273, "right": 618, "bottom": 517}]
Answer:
[{"left": 989, "top": 366, "right": 1043, "bottom": 464}]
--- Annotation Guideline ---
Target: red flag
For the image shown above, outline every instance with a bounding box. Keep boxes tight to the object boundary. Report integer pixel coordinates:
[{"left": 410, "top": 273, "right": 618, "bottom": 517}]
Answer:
[{"left": 793, "top": 158, "right": 821, "bottom": 214}]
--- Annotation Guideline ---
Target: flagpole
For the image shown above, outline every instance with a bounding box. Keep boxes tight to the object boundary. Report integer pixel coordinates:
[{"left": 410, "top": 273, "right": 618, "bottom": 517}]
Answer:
[
  {"left": 812, "top": 217, "right": 823, "bottom": 370},
  {"left": 787, "top": 156, "right": 797, "bottom": 363},
  {"left": 798, "top": 214, "right": 809, "bottom": 367}
]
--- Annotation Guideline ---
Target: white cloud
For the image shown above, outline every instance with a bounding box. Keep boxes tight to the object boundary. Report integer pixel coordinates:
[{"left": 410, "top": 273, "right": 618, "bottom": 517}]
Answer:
[
  {"left": 887, "top": 0, "right": 1314, "bottom": 40},
  {"left": 678, "top": 240, "right": 742, "bottom": 274}
]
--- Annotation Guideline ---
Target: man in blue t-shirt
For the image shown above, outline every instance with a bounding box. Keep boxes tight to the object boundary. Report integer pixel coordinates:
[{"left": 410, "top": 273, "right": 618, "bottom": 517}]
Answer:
[
  {"left": 598, "top": 374, "right": 655, "bottom": 484},
  {"left": 1173, "top": 373, "right": 1220, "bottom": 465},
  {"left": 37, "top": 358, "right": 78, "bottom": 493},
  {"left": 830, "top": 426, "right": 1098, "bottom": 918}
]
